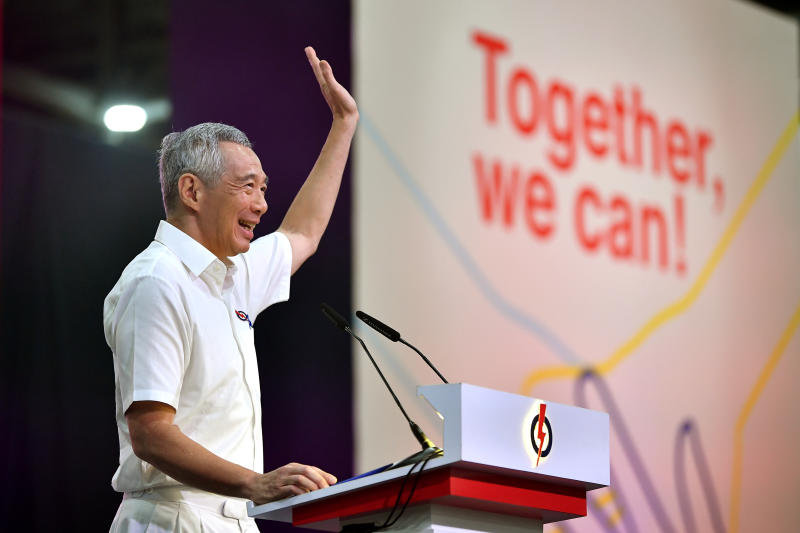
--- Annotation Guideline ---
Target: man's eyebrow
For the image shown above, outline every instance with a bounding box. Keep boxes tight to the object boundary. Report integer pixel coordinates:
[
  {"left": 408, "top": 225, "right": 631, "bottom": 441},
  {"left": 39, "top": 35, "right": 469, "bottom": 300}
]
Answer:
[{"left": 235, "top": 173, "right": 269, "bottom": 186}]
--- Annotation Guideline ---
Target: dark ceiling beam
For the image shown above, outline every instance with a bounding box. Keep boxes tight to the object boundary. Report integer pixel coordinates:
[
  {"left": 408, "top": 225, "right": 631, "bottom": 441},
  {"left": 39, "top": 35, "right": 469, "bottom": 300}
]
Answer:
[{"left": 3, "top": 64, "right": 172, "bottom": 127}]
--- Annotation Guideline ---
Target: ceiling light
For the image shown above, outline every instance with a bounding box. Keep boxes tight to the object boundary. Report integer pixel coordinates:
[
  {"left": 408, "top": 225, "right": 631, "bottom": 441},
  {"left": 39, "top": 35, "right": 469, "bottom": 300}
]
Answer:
[{"left": 103, "top": 104, "right": 147, "bottom": 132}]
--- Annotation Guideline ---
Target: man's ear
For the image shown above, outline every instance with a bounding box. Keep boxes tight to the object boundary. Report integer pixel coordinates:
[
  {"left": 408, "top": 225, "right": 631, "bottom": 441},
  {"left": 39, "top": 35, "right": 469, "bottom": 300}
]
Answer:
[{"left": 177, "top": 173, "right": 203, "bottom": 212}]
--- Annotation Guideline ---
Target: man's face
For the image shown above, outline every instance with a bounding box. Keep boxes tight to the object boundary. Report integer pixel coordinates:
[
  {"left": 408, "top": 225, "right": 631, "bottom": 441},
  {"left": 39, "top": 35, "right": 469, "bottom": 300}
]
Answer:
[{"left": 197, "top": 141, "right": 268, "bottom": 260}]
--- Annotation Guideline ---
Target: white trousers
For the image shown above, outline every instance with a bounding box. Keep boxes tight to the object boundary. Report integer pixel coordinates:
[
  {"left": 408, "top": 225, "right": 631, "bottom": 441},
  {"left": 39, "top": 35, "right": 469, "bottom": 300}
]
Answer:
[{"left": 110, "top": 486, "right": 260, "bottom": 533}]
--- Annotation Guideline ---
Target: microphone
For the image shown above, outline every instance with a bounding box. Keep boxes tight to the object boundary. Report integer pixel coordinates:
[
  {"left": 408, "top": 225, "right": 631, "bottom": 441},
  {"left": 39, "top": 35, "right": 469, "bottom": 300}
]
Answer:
[
  {"left": 356, "top": 310, "right": 400, "bottom": 341},
  {"left": 355, "top": 310, "right": 449, "bottom": 384},
  {"left": 321, "top": 302, "right": 350, "bottom": 332},
  {"left": 320, "top": 303, "right": 440, "bottom": 453}
]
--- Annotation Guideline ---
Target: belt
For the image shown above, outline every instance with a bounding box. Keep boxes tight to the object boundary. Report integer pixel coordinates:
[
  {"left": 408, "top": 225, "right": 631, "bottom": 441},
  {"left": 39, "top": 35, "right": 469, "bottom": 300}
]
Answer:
[{"left": 123, "top": 485, "right": 250, "bottom": 520}]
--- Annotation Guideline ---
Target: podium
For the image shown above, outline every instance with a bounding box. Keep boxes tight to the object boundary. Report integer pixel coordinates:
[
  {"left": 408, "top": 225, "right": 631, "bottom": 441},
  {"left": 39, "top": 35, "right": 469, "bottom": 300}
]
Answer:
[{"left": 250, "top": 383, "right": 609, "bottom": 532}]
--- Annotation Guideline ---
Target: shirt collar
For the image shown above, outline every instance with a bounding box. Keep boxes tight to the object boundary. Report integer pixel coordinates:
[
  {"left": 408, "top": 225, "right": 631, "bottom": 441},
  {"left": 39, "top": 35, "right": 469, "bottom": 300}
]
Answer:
[{"left": 154, "top": 220, "right": 224, "bottom": 277}]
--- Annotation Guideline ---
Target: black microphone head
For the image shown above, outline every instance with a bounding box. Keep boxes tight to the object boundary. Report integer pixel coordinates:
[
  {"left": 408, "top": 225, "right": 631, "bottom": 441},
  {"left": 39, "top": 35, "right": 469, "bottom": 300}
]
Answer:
[
  {"left": 321, "top": 303, "right": 350, "bottom": 332},
  {"left": 356, "top": 310, "right": 401, "bottom": 342}
]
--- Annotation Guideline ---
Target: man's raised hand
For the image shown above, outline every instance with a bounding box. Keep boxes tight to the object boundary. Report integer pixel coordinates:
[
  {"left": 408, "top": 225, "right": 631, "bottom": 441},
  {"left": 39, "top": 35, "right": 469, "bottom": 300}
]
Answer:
[
  {"left": 277, "top": 46, "right": 359, "bottom": 274},
  {"left": 305, "top": 46, "right": 358, "bottom": 124}
]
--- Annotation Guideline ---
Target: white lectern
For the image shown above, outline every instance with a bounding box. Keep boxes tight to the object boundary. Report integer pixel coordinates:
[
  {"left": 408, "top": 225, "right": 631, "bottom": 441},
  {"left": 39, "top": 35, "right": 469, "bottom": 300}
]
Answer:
[{"left": 250, "top": 383, "right": 609, "bottom": 532}]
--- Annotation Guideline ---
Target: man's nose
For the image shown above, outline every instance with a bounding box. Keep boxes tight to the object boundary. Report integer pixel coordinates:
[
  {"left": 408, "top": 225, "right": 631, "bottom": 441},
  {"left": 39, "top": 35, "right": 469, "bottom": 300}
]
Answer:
[{"left": 253, "top": 194, "right": 268, "bottom": 215}]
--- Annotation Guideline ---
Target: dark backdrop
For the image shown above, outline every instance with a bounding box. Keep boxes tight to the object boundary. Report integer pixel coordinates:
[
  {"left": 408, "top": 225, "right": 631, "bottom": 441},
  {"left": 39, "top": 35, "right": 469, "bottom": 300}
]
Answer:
[
  {"left": 169, "top": 0, "right": 354, "bottom": 478},
  {"left": 0, "top": 2, "right": 353, "bottom": 531}
]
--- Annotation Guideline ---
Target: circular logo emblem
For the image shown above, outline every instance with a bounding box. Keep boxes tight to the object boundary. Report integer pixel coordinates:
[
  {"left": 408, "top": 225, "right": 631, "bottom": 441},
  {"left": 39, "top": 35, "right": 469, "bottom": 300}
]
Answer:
[
  {"left": 235, "top": 310, "right": 248, "bottom": 321},
  {"left": 530, "top": 412, "right": 553, "bottom": 459}
]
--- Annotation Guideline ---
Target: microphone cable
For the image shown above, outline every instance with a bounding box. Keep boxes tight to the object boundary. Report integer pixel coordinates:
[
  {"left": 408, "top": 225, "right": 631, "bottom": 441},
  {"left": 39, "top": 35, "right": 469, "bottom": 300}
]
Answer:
[
  {"left": 339, "top": 454, "right": 434, "bottom": 533},
  {"left": 377, "top": 455, "right": 434, "bottom": 529}
]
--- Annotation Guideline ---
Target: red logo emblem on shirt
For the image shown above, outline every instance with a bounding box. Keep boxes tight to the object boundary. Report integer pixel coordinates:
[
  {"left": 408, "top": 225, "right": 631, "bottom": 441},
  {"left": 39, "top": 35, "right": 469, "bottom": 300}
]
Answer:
[{"left": 235, "top": 310, "right": 253, "bottom": 328}]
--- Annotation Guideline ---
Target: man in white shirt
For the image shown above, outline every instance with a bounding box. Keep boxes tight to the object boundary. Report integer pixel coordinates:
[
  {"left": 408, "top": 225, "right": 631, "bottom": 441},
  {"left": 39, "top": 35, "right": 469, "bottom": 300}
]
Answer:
[{"left": 104, "top": 46, "right": 357, "bottom": 532}]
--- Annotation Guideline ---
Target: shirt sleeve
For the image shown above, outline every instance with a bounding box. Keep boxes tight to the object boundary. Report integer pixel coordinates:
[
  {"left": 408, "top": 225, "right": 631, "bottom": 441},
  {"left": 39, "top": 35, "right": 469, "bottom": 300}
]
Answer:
[
  {"left": 111, "top": 275, "right": 190, "bottom": 413},
  {"left": 236, "top": 231, "right": 292, "bottom": 319}
]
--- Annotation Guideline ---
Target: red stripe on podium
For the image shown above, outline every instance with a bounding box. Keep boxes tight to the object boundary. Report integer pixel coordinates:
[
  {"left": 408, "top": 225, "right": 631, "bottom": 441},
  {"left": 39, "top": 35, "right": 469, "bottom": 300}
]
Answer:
[{"left": 292, "top": 467, "right": 587, "bottom": 526}]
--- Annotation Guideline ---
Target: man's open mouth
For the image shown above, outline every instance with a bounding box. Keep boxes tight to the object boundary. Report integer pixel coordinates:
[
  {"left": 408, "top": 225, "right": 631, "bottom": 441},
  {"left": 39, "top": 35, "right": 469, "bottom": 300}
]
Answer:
[{"left": 239, "top": 220, "right": 255, "bottom": 231}]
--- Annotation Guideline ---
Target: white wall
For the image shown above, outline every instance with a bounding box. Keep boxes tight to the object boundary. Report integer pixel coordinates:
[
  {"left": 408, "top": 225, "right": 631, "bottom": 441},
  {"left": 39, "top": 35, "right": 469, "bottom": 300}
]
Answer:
[{"left": 353, "top": 1, "right": 799, "bottom": 532}]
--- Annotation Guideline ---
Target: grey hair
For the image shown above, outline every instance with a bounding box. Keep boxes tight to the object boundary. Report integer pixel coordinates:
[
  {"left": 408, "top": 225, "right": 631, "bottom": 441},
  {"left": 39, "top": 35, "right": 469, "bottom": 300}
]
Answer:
[{"left": 158, "top": 122, "right": 252, "bottom": 214}]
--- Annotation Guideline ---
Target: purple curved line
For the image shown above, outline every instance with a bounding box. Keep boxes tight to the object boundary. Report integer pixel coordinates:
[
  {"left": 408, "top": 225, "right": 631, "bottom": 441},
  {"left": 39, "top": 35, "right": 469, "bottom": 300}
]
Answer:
[
  {"left": 576, "top": 370, "right": 676, "bottom": 533},
  {"left": 674, "top": 419, "right": 726, "bottom": 533},
  {"left": 674, "top": 421, "right": 697, "bottom": 533},
  {"left": 587, "top": 467, "right": 640, "bottom": 533}
]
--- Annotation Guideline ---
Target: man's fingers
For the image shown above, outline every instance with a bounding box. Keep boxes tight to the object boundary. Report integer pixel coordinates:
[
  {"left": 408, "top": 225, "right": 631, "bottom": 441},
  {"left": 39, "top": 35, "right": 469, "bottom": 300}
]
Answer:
[
  {"left": 281, "top": 463, "right": 334, "bottom": 491},
  {"left": 320, "top": 60, "right": 332, "bottom": 79},
  {"left": 283, "top": 484, "right": 306, "bottom": 497},
  {"left": 304, "top": 44, "right": 358, "bottom": 120},
  {"left": 300, "top": 466, "right": 329, "bottom": 490},
  {"left": 297, "top": 464, "right": 329, "bottom": 489},
  {"left": 307, "top": 47, "right": 341, "bottom": 95},
  {"left": 319, "top": 60, "right": 339, "bottom": 88},
  {"left": 253, "top": 463, "right": 338, "bottom": 504},
  {"left": 305, "top": 46, "right": 327, "bottom": 88},
  {"left": 285, "top": 473, "right": 320, "bottom": 492},
  {"left": 304, "top": 46, "right": 319, "bottom": 68},
  {"left": 313, "top": 465, "right": 338, "bottom": 486}
]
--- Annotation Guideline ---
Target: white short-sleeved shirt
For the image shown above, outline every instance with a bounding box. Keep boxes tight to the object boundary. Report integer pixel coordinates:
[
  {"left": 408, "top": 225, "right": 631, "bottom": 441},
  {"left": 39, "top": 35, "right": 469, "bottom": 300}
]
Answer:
[{"left": 103, "top": 220, "right": 291, "bottom": 492}]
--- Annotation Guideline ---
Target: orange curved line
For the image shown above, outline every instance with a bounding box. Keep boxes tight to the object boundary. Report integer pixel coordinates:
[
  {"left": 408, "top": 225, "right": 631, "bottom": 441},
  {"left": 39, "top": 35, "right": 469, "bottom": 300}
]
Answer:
[{"left": 729, "top": 302, "right": 800, "bottom": 533}]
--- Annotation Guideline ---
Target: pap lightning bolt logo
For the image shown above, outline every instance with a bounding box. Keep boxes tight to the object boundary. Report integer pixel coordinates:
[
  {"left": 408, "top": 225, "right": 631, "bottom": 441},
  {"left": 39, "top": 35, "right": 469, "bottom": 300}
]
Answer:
[
  {"left": 536, "top": 403, "right": 547, "bottom": 466},
  {"left": 527, "top": 400, "right": 553, "bottom": 466},
  {"left": 235, "top": 309, "right": 253, "bottom": 328}
]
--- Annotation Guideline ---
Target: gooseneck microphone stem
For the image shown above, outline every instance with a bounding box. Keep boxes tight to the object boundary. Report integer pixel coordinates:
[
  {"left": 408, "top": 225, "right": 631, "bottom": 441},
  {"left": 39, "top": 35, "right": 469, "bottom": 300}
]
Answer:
[
  {"left": 321, "top": 303, "right": 437, "bottom": 452},
  {"left": 398, "top": 338, "right": 448, "bottom": 384},
  {"left": 349, "top": 327, "right": 413, "bottom": 425}
]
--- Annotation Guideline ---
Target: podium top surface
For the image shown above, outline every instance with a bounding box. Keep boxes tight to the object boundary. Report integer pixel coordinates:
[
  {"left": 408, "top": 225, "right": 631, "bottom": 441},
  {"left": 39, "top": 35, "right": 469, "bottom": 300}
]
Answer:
[{"left": 249, "top": 383, "right": 608, "bottom": 524}]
